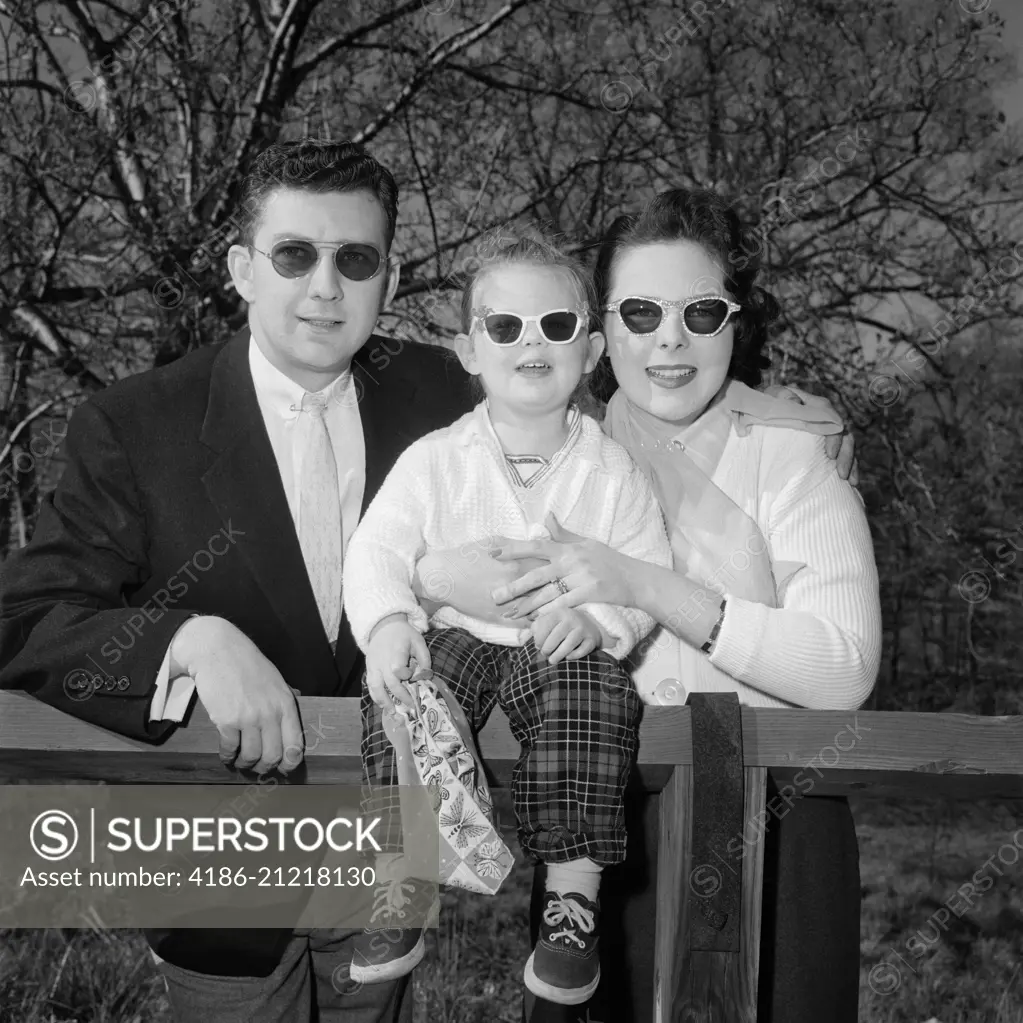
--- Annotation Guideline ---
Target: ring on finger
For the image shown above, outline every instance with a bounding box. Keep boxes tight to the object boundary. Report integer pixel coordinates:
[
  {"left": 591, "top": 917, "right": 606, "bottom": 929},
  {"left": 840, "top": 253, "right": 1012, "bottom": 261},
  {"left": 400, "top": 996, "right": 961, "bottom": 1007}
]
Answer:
[{"left": 554, "top": 577, "right": 570, "bottom": 596}]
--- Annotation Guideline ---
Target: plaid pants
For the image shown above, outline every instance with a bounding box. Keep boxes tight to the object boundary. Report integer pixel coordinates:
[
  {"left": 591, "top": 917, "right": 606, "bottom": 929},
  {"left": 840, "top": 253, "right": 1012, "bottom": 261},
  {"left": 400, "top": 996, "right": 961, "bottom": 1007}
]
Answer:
[{"left": 361, "top": 627, "right": 641, "bottom": 866}]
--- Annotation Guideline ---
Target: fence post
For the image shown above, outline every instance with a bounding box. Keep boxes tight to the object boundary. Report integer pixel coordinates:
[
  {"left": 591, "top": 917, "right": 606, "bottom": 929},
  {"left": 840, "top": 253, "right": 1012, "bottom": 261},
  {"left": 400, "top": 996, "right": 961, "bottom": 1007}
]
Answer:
[{"left": 654, "top": 693, "right": 765, "bottom": 1021}]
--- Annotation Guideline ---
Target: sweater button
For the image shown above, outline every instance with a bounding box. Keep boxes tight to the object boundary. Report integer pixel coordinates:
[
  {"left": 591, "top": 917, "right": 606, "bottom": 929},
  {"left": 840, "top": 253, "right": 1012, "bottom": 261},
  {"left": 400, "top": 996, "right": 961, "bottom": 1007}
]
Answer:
[{"left": 653, "top": 678, "right": 687, "bottom": 705}]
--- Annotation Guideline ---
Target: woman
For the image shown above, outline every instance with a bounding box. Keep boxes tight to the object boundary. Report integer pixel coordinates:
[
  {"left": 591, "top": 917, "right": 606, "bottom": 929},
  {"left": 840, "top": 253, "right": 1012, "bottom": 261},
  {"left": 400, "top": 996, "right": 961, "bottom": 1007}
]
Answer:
[{"left": 418, "top": 188, "right": 881, "bottom": 1022}]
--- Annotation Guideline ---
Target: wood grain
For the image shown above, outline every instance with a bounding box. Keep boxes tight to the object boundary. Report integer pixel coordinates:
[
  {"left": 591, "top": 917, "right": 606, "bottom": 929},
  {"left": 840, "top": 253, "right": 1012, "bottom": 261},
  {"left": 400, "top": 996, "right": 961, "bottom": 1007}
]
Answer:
[
  {"left": 6, "top": 696, "right": 1023, "bottom": 772},
  {"left": 740, "top": 766, "right": 767, "bottom": 1019},
  {"left": 5, "top": 694, "right": 1023, "bottom": 796},
  {"left": 683, "top": 952, "right": 749, "bottom": 1023},
  {"left": 740, "top": 707, "right": 1023, "bottom": 775},
  {"left": 653, "top": 764, "right": 691, "bottom": 1023},
  {"left": 0, "top": 693, "right": 682, "bottom": 789}
]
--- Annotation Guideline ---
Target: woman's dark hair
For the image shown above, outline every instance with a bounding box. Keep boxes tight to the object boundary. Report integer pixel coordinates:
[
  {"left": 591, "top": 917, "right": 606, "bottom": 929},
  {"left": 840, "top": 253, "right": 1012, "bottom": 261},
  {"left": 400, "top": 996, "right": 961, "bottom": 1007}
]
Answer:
[
  {"left": 591, "top": 188, "right": 779, "bottom": 401},
  {"left": 236, "top": 138, "right": 398, "bottom": 250}
]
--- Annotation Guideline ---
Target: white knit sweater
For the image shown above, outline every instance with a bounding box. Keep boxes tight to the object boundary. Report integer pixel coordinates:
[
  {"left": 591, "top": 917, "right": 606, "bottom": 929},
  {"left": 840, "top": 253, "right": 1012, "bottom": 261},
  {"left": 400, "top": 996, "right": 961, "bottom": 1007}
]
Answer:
[
  {"left": 627, "top": 422, "right": 882, "bottom": 710},
  {"left": 343, "top": 403, "right": 673, "bottom": 659}
]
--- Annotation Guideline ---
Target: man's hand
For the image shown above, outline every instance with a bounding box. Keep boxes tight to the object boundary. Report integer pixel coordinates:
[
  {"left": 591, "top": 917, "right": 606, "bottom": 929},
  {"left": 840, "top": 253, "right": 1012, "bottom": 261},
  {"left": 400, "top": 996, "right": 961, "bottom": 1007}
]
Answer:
[
  {"left": 365, "top": 614, "right": 429, "bottom": 712},
  {"left": 764, "top": 384, "right": 858, "bottom": 484},
  {"left": 169, "top": 617, "right": 304, "bottom": 775},
  {"left": 530, "top": 607, "right": 602, "bottom": 664}
]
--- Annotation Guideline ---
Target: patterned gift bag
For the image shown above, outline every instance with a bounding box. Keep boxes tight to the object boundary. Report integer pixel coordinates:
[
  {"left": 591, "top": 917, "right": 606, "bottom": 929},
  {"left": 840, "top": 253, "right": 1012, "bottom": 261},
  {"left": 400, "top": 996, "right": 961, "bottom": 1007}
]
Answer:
[{"left": 381, "top": 676, "right": 514, "bottom": 895}]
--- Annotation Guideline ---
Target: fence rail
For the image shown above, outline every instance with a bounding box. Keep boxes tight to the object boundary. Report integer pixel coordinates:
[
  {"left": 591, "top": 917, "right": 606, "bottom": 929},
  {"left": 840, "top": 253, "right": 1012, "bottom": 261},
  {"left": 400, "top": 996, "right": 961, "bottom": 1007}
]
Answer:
[{"left": 2, "top": 690, "right": 1022, "bottom": 1021}]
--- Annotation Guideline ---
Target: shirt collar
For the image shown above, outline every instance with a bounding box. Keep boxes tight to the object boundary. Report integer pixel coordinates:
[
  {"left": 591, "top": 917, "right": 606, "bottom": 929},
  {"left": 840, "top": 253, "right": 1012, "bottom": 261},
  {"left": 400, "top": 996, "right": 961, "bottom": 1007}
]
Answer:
[
  {"left": 248, "top": 335, "right": 352, "bottom": 420},
  {"left": 478, "top": 399, "right": 582, "bottom": 461}
]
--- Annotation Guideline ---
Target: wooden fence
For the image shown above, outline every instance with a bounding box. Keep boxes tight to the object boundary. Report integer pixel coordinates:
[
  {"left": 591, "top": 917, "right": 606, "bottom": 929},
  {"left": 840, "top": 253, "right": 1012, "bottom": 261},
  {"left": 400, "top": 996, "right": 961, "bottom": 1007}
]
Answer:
[{"left": 2, "top": 689, "right": 1022, "bottom": 1021}]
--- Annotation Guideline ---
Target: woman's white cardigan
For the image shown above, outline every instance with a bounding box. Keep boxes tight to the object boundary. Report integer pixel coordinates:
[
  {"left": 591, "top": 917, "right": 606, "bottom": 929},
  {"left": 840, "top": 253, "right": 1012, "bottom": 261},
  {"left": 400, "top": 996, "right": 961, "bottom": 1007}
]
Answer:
[{"left": 626, "top": 422, "right": 882, "bottom": 711}]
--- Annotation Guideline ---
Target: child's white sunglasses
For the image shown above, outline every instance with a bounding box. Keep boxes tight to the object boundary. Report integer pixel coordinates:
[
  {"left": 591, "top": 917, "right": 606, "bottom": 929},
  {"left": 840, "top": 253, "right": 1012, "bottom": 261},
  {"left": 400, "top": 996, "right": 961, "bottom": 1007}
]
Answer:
[{"left": 470, "top": 307, "right": 586, "bottom": 346}]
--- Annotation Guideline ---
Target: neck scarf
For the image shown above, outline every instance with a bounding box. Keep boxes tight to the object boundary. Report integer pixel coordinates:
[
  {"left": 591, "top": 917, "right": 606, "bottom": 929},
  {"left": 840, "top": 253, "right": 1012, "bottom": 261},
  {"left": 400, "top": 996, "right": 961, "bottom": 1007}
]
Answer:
[{"left": 605, "top": 380, "right": 843, "bottom": 606}]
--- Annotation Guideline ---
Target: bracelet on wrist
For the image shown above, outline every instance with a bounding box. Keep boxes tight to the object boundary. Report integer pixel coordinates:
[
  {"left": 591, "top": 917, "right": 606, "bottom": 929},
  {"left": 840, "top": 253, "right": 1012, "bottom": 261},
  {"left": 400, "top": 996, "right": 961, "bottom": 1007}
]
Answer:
[{"left": 700, "top": 598, "right": 727, "bottom": 654}]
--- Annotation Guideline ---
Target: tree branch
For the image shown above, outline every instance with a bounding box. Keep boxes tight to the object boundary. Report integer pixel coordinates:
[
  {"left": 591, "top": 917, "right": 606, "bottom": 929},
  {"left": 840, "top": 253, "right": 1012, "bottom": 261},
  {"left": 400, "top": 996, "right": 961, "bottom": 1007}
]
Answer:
[
  {"left": 442, "top": 61, "right": 606, "bottom": 113},
  {"left": 0, "top": 398, "right": 60, "bottom": 468},
  {"left": 245, "top": 0, "right": 271, "bottom": 44},
  {"left": 289, "top": 0, "right": 423, "bottom": 87},
  {"left": 208, "top": 0, "right": 318, "bottom": 226},
  {"left": 353, "top": 0, "right": 536, "bottom": 146},
  {"left": 1, "top": 305, "right": 108, "bottom": 391}
]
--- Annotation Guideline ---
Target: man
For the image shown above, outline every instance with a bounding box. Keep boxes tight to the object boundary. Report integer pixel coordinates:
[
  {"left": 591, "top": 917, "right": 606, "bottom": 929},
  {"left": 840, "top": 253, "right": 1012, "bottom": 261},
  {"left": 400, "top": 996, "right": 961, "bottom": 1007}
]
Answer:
[{"left": 0, "top": 138, "right": 475, "bottom": 1022}]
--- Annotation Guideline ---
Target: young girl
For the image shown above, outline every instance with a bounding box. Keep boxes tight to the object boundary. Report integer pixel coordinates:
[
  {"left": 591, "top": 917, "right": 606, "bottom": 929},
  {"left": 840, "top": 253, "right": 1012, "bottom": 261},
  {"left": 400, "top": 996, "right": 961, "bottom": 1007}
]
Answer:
[{"left": 342, "top": 237, "right": 673, "bottom": 1006}]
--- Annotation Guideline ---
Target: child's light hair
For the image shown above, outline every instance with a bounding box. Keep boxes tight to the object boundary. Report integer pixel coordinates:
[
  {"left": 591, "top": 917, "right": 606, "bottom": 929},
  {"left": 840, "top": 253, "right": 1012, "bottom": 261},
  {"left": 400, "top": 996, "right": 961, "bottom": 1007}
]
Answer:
[
  {"left": 458, "top": 234, "right": 602, "bottom": 411},
  {"left": 459, "top": 234, "right": 597, "bottom": 334}
]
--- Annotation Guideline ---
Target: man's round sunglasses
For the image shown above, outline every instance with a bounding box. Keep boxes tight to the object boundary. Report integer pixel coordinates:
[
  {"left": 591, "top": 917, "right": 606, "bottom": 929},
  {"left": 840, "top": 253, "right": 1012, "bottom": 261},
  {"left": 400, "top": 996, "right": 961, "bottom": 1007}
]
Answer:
[
  {"left": 251, "top": 240, "right": 386, "bottom": 281},
  {"left": 470, "top": 307, "right": 586, "bottom": 346},
  {"left": 603, "top": 296, "right": 741, "bottom": 337}
]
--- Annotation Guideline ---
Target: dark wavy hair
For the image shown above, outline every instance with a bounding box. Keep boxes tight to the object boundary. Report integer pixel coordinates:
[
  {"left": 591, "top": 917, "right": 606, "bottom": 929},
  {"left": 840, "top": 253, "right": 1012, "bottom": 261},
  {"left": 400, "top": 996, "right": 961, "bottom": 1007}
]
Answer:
[
  {"left": 591, "top": 188, "right": 779, "bottom": 402},
  {"left": 236, "top": 138, "right": 399, "bottom": 250}
]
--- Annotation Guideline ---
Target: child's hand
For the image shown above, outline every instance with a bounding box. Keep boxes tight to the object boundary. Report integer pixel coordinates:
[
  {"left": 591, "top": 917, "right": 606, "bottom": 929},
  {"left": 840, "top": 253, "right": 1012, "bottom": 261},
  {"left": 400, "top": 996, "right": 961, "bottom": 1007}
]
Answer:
[
  {"left": 366, "top": 615, "right": 430, "bottom": 712},
  {"left": 530, "top": 607, "right": 602, "bottom": 665}
]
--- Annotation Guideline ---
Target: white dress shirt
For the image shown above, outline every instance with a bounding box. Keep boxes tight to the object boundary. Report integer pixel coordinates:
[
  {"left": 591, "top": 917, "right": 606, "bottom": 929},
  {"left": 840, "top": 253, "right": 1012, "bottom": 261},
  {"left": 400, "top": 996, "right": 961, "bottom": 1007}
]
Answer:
[{"left": 148, "top": 336, "right": 364, "bottom": 721}]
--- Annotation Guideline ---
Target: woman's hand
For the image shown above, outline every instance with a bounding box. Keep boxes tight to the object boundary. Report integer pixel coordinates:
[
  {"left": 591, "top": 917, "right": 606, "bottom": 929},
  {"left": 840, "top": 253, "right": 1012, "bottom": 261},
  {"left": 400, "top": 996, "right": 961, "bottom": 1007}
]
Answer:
[
  {"left": 490, "top": 514, "right": 639, "bottom": 617},
  {"left": 412, "top": 543, "right": 542, "bottom": 625},
  {"left": 764, "top": 384, "right": 858, "bottom": 485}
]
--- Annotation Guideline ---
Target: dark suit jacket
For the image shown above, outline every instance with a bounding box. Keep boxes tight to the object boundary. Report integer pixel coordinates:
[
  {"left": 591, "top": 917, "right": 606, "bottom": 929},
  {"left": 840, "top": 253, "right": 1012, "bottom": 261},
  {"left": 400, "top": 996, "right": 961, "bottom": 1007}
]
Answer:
[{"left": 0, "top": 328, "right": 475, "bottom": 975}]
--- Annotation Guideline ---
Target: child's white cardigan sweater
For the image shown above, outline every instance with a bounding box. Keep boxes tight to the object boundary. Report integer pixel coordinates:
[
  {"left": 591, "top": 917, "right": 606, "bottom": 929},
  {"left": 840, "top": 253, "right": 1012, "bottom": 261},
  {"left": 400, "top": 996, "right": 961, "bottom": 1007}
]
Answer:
[{"left": 343, "top": 403, "right": 673, "bottom": 658}]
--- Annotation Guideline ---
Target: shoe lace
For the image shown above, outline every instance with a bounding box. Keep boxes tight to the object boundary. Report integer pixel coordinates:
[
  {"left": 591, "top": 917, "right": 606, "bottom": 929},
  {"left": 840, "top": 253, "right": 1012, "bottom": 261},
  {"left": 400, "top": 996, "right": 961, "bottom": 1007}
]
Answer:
[
  {"left": 369, "top": 878, "right": 415, "bottom": 925},
  {"left": 542, "top": 896, "right": 595, "bottom": 949}
]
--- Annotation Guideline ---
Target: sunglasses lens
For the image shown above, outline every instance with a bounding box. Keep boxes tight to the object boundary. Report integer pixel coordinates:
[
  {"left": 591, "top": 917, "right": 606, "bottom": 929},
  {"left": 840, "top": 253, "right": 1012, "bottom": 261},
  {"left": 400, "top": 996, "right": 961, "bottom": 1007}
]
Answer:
[
  {"left": 484, "top": 314, "right": 523, "bottom": 345},
  {"left": 618, "top": 298, "right": 663, "bottom": 334},
  {"left": 270, "top": 242, "right": 318, "bottom": 278},
  {"left": 334, "top": 243, "right": 381, "bottom": 282},
  {"left": 540, "top": 311, "right": 580, "bottom": 343},
  {"left": 684, "top": 299, "right": 729, "bottom": 334}
]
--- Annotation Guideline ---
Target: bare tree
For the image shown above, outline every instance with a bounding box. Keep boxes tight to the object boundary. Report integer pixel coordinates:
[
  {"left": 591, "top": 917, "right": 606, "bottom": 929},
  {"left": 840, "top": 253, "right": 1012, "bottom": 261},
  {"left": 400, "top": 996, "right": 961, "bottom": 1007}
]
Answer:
[{"left": 1, "top": 0, "right": 1022, "bottom": 712}]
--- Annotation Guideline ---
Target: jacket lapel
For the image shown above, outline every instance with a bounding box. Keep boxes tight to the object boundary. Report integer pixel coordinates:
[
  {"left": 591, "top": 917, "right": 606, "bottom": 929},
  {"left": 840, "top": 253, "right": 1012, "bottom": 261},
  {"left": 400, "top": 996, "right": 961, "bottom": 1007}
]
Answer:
[
  {"left": 199, "top": 332, "right": 339, "bottom": 695},
  {"left": 352, "top": 338, "right": 425, "bottom": 514}
]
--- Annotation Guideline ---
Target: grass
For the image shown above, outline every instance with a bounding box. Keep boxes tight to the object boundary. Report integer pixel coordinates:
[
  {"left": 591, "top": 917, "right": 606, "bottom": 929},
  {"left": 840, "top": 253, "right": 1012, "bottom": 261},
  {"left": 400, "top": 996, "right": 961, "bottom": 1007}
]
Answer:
[
  {"left": 3, "top": 794, "right": 1023, "bottom": 1022},
  {"left": 856, "top": 795, "right": 1023, "bottom": 1023}
]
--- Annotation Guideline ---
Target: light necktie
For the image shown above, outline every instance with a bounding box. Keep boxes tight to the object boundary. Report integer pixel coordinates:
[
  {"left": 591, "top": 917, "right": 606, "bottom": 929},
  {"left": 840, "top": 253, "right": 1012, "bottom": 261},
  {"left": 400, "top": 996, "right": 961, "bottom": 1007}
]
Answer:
[{"left": 297, "top": 391, "right": 343, "bottom": 646}]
